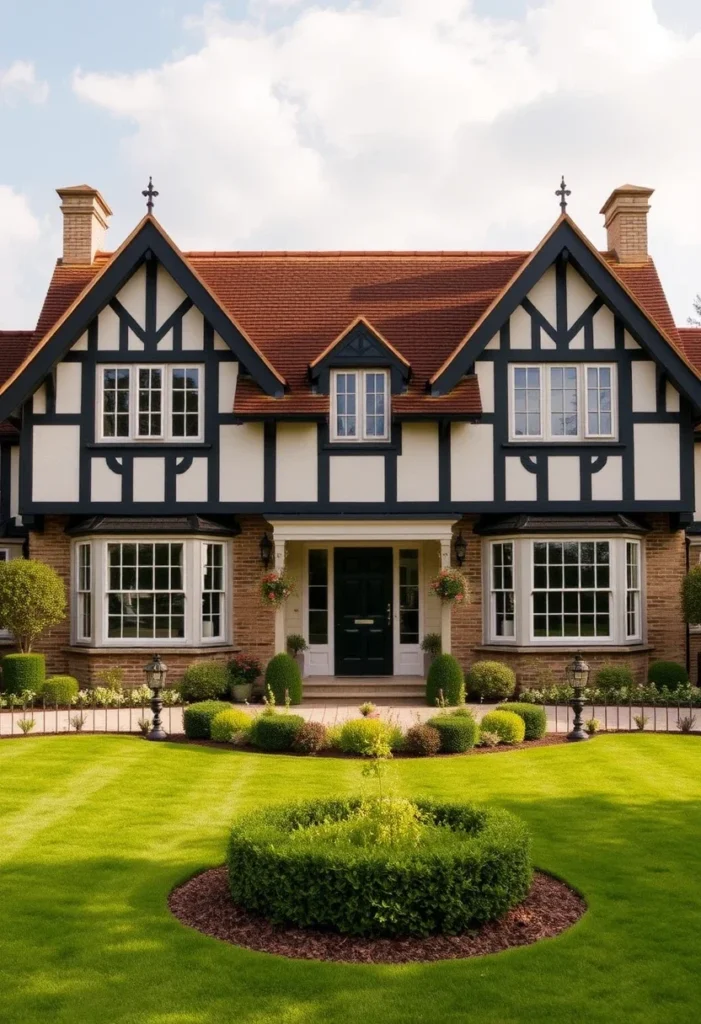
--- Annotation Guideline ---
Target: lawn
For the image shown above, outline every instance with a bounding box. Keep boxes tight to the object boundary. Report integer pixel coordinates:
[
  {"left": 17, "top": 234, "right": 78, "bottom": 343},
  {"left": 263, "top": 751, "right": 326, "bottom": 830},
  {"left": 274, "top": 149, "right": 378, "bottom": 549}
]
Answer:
[{"left": 1, "top": 736, "right": 700, "bottom": 1024}]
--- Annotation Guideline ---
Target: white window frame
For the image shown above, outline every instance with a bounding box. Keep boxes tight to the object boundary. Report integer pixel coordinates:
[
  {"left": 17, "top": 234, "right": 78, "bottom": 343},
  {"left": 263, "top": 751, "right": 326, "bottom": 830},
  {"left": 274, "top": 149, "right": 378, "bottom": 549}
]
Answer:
[
  {"left": 76, "top": 542, "right": 92, "bottom": 642},
  {"left": 330, "top": 369, "right": 390, "bottom": 442},
  {"left": 71, "top": 536, "right": 230, "bottom": 647},
  {"left": 98, "top": 365, "right": 204, "bottom": 443},
  {"left": 509, "top": 364, "right": 617, "bottom": 442},
  {"left": 625, "top": 540, "right": 642, "bottom": 641},
  {"left": 530, "top": 539, "right": 613, "bottom": 643},
  {"left": 484, "top": 535, "right": 644, "bottom": 647}
]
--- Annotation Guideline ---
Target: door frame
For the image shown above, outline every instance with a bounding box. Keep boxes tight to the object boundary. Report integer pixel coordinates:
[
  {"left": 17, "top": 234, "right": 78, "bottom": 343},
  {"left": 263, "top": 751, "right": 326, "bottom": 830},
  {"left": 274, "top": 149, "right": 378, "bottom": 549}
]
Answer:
[{"left": 300, "top": 541, "right": 425, "bottom": 676}]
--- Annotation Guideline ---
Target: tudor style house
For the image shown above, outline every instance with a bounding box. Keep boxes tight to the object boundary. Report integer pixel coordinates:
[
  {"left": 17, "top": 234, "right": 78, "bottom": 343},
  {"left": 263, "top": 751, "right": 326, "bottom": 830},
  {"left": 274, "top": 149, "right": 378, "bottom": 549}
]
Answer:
[{"left": 1, "top": 181, "right": 700, "bottom": 696}]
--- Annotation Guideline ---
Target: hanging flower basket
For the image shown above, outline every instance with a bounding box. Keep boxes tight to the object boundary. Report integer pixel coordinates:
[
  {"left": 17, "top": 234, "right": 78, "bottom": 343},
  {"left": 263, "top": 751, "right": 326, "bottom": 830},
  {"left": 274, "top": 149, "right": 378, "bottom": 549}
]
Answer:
[
  {"left": 430, "top": 567, "right": 470, "bottom": 605},
  {"left": 261, "top": 570, "right": 295, "bottom": 608}
]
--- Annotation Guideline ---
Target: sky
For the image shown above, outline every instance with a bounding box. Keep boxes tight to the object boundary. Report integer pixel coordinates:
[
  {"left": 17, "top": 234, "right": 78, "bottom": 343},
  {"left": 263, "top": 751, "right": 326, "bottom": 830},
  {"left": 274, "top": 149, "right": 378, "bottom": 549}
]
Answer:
[{"left": 1, "top": 0, "right": 701, "bottom": 329}]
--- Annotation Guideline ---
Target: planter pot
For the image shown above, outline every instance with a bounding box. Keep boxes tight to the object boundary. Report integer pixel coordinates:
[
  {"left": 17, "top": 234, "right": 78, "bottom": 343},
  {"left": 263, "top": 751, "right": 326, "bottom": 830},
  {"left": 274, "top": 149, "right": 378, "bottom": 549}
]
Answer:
[
  {"left": 423, "top": 652, "right": 436, "bottom": 677},
  {"left": 294, "top": 651, "right": 306, "bottom": 678},
  {"left": 231, "top": 682, "right": 253, "bottom": 703}
]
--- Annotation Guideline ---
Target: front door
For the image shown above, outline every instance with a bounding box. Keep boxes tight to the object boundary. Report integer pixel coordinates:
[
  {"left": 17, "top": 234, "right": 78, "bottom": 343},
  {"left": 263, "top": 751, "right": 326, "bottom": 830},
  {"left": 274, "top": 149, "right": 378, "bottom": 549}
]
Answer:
[{"left": 334, "top": 548, "right": 393, "bottom": 675}]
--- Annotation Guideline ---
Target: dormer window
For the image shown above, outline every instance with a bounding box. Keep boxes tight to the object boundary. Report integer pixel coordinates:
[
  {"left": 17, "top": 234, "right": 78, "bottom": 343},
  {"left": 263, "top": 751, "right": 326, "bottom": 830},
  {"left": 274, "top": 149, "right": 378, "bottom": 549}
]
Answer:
[
  {"left": 99, "top": 365, "right": 203, "bottom": 442},
  {"left": 331, "top": 369, "right": 390, "bottom": 442}
]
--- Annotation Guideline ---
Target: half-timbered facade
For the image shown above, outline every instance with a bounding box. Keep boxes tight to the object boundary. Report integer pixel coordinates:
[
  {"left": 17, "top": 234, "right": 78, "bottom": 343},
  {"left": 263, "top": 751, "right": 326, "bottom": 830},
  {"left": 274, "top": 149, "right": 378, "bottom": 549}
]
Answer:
[{"left": 0, "top": 182, "right": 699, "bottom": 689}]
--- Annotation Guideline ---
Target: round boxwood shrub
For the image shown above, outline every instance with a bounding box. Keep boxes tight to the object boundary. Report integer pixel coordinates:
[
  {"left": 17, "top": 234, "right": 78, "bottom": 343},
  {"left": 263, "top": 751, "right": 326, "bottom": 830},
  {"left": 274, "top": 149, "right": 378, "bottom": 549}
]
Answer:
[
  {"left": 480, "top": 710, "right": 525, "bottom": 745},
  {"left": 227, "top": 797, "right": 531, "bottom": 937},
  {"left": 37, "top": 675, "right": 79, "bottom": 705},
  {"left": 496, "top": 702, "right": 547, "bottom": 741},
  {"left": 648, "top": 660, "right": 689, "bottom": 689},
  {"left": 594, "top": 664, "right": 634, "bottom": 692},
  {"left": 184, "top": 700, "right": 233, "bottom": 739},
  {"left": 264, "top": 653, "right": 303, "bottom": 705},
  {"left": 404, "top": 723, "right": 441, "bottom": 756},
  {"left": 2, "top": 653, "right": 45, "bottom": 696},
  {"left": 249, "top": 713, "right": 304, "bottom": 751},
  {"left": 293, "top": 721, "right": 328, "bottom": 754},
  {"left": 425, "top": 654, "right": 465, "bottom": 707},
  {"left": 337, "top": 717, "right": 400, "bottom": 756},
  {"left": 210, "top": 708, "right": 252, "bottom": 743},
  {"left": 466, "top": 660, "right": 516, "bottom": 702},
  {"left": 426, "top": 712, "right": 479, "bottom": 753},
  {"left": 180, "top": 662, "right": 229, "bottom": 703}
]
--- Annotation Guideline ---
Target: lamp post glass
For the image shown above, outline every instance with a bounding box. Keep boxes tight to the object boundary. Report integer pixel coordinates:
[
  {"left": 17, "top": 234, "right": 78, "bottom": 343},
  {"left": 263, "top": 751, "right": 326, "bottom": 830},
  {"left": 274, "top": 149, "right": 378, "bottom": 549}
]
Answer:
[
  {"left": 454, "top": 532, "right": 467, "bottom": 567},
  {"left": 144, "top": 654, "right": 168, "bottom": 740},
  {"left": 566, "top": 652, "right": 590, "bottom": 742},
  {"left": 260, "top": 532, "right": 273, "bottom": 569}
]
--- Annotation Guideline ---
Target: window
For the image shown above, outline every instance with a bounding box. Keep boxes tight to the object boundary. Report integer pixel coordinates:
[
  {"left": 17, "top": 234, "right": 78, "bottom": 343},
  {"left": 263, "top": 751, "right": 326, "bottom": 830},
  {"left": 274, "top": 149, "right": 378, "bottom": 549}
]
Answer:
[
  {"left": 491, "top": 542, "right": 515, "bottom": 638},
  {"left": 626, "top": 541, "right": 641, "bottom": 639},
  {"left": 510, "top": 364, "right": 616, "bottom": 441},
  {"left": 399, "top": 549, "right": 419, "bottom": 644},
  {"left": 107, "top": 542, "right": 185, "bottom": 639},
  {"left": 77, "top": 543, "right": 92, "bottom": 641},
  {"left": 202, "top": 543, "right": 225, "bottom": 639},
  {"left": 308, "top": 550, "right": 328, "bottom": 644},
  {"left": 533, "top": 541, "right": 610, "bottom": 639},
  {"left": 331, "top": 369, "right": 390, "bottom": 441},
  {"left": 99, "top": 366, "right": 203, "bottom": 442}
]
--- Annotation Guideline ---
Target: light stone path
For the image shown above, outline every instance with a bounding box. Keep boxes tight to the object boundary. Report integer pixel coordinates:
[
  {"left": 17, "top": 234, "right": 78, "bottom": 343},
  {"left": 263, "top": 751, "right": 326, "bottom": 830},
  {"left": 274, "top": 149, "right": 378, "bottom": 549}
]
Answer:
[{"left": 0, "top": 701, "right": 695, "bottom": 736}]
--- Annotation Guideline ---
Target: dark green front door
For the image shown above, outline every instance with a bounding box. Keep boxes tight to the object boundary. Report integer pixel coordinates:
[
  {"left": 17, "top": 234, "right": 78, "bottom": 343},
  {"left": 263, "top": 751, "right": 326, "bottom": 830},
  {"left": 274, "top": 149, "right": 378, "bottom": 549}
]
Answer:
[{"left": 334, "top": 548, "right": 393, "bottom": 676}]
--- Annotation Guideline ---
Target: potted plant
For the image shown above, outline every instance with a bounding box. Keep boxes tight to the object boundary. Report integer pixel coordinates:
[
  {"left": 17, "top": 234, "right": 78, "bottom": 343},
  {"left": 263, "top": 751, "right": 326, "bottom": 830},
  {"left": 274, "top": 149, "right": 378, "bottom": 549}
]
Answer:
[
  {"left": 430, "top": 567, "right": 470, "bottom": 604},
  {"left": 420, "top": 632, "right": 442, "bottom": 676},
  {"left": 228, "top": 653, "right": 262, "bottom": 703},
  {"left": 286, "top": 633, "right": 308, "bottom": 675},
  {"left": 260, "top": 569, "right": 295, "bottom": 607}
]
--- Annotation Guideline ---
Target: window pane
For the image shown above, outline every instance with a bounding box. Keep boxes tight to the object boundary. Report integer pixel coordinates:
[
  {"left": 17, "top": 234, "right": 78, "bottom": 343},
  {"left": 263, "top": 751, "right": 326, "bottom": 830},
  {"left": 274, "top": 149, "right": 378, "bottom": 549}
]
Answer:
[
  {"left": 513, "top": 367, "right": 541, "bottom": 436},
  {"left": 137, "top": 368, "right": 163, "bottom": 437},
  {"left": 102, "top": 368, "right": 130, "bottom": 438},
  {"left": 399, "top": 549, "right": 419, "bottom": 644},
  {"left": 531, "top": 540, "right": 611, "bottom": 639},
  {"left": 335, "top": 373, "right": 357, "bottom": 438},
  {"left": 308, "top": 550, "right": 328, "bottom": 644},
  {"left": 626, "top": 541, "right": 641, "bottom": 638},
  {"left": 492, "top": 542, "right": 515, "bottom": 637},
  {"left": 171, "top": 367, "right": 200, "bottom": 438},
  {"left": 586, "top": 366, "right": 614, "bottom": 436},
  {"left": 77, "top": 543, "right": 92, "bottom": 640},
  {"left": 364, "top": 372, "right": 387, "bottom": 438},
  {"left": 106, "top": 542, "right": 185, "bottom": 639},
  {"left": 550, "top": 366, "right": 578, "bottom": 436}
]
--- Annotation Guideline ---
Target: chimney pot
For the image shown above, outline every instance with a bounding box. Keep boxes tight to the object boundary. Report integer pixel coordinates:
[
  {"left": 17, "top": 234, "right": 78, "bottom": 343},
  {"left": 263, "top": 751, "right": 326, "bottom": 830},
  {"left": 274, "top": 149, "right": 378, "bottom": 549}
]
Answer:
[
  {"left": 56, "top": 185, "right": 112, "bottom": 265},
  {"left": 600, "top": 184, "right": 654, "bottom": 263}
]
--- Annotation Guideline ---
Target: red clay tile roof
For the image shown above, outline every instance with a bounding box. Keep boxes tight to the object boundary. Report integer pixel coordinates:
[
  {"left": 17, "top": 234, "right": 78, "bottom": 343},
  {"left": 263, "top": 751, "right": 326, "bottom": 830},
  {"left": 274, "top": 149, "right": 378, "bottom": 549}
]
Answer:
[
  {"left": 677, "top": 327, "right": 701, "bottom": 370},
  {"left": 0, "top": 331, "right": 36, "bottom": 436}
]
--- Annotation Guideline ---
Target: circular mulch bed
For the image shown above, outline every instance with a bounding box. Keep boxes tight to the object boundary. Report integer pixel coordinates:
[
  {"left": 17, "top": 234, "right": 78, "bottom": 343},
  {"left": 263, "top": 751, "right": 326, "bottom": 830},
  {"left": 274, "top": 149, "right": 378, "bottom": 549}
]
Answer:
[{"left": 168, "top": 867, "right": 585, "bottom": 964}]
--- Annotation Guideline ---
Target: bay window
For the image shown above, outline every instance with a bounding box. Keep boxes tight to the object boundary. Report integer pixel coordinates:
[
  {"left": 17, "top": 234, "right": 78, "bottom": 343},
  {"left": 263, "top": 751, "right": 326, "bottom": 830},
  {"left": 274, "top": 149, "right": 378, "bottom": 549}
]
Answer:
[
  {"left": 331, "top": 369, "right": 390, "bottom": 441},
  {"left": 510, "top": 364, "right": 616, "bottom": 441},
  {"left": 486, "top": 536, "right": 642, "bottom": 646},
  {"left": 99, "top": 365, "right": 203, "bottom": 442}
]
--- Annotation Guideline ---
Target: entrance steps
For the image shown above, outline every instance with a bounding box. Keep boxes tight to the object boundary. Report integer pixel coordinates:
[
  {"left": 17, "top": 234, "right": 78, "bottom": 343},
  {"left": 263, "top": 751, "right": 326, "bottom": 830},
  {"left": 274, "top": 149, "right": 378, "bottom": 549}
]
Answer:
[{"left": 302, "top": 676, "right": 425, "bottom": 702}]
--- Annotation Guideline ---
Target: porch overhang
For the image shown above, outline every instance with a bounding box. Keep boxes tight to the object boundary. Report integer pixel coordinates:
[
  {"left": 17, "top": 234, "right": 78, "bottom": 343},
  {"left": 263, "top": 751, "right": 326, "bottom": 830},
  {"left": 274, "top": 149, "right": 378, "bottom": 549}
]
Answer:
[{"left": 266, "top": 518, "right": 459, "bottom": 544}]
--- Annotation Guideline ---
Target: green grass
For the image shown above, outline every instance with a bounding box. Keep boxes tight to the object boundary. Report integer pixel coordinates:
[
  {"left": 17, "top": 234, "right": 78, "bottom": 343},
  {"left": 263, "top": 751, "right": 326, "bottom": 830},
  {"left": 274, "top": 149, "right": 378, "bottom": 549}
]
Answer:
[{"left": 1, "top": 735, "right": 700, "bottom": 1024}]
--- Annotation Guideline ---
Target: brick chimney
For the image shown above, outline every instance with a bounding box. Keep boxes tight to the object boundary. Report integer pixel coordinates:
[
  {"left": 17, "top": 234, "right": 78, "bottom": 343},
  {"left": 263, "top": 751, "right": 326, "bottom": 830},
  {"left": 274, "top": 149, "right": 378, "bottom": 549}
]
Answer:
[
  {"left": 600, "top": 184, "right": 654, "bottom": 263},
  {"left": 56, "top": 185, "right": 112, "bottom": 265}
]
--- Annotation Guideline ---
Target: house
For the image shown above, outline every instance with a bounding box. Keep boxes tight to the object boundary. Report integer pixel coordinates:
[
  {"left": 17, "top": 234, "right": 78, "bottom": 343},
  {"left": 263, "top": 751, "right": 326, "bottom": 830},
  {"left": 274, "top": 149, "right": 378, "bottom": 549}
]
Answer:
[{"left": 0, "top": 181, "right": 700, "bottom": 694}]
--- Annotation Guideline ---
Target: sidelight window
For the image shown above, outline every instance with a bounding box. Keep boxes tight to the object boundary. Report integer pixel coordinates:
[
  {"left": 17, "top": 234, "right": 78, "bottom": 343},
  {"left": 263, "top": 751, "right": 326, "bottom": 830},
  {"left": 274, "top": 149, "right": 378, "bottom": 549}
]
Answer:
[
  {"left": 201, "top": 542, "right": 225, "bottom": 640},
  {"left": 77, "top": 543, "right": 92, "bottom": 641},
  {"left": 308, "top": 549, "right": 329, "bottom": 644},
  {"left": 491, "top": 542, "right": 515, "bottom": 638},
  {"left": 399, "top": 549, "right": 419, "bottom": 644}
]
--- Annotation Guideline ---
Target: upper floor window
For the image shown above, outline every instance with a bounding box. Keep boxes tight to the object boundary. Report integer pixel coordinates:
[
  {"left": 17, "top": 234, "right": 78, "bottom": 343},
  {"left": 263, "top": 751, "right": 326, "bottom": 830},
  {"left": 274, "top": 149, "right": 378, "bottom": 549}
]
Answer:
[
  {"left": 509, "top": 364, "right": 616, "bottom": 442},
  {"left": 99, "top": 365, "right": 203, "bottom": 442},
  {"left": 331, "top": 369, "right": 390, "bottom": 441}
]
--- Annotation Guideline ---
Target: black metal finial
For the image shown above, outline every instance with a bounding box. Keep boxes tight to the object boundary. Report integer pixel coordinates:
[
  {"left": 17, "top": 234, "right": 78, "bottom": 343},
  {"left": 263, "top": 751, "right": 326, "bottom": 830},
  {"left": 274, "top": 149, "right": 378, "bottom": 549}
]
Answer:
[
  {"left": 555, "top": 176, "right": 571, "bottom": 214},
  {"left": 142, "top": 176, "right": 159, "bottom": 214}
]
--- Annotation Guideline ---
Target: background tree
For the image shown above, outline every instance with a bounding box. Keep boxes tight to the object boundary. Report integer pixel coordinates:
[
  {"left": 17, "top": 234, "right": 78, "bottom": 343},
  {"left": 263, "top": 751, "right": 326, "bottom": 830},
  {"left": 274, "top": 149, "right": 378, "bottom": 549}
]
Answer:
[
  {"left": 0, "top": 560, "right": 66, "bottom": 652},
  {"left": 688, "top": 294, "right": 701, "bottom": 326}
]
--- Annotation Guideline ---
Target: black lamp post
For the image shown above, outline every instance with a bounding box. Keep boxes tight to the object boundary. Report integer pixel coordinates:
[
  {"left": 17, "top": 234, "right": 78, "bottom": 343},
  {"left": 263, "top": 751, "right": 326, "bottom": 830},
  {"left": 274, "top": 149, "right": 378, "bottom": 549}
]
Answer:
[
  {"left": 454, "top": 532, "right": 467, "bottom": 567},
  {"left": 259, "top": 532, "right": 273, "bottom": 569},
  {"left": 566, "top": 651, "right": 590, "bottom": 742},
  {"left": 144, "top": 653, "right": 168, "bottom": 741}
]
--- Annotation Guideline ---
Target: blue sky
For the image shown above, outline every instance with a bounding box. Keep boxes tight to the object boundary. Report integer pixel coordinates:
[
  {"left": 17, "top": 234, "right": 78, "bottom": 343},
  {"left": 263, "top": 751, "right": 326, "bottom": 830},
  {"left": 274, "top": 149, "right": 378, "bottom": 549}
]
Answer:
[{"left": 1, "top": 0, "right": 701, "bottom": 327}]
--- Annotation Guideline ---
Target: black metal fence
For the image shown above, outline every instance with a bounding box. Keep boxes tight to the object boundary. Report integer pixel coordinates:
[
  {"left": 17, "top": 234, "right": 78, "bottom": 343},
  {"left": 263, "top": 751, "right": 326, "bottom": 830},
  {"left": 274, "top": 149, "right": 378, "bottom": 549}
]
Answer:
[
  {"left": 531, "top": 697, "right": 699, "bottom": 735},
  {"left": 0, "top": 698, "right": 186, "bottom": 737}
]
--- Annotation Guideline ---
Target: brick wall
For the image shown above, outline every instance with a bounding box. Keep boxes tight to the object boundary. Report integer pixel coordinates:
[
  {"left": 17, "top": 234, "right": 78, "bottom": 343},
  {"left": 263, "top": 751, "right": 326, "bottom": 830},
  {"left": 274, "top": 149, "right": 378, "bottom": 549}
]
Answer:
[
  {"left": 644, "top": 514, "right": 686, "bottom": 664},
  {"left": 28, "top": 516, "right": 72, "bottom": 675}
]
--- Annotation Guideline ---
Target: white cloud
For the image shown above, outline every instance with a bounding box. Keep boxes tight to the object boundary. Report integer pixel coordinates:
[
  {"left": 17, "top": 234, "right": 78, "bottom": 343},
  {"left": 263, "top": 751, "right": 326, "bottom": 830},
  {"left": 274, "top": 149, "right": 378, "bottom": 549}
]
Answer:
[
  {"left": 0, "top": 61, "right": 49, "bottom": 105},
  {"left": 70, "top": 0, "right": 701, "bottom": 319},
  {"left": 0, "top": 187, "right": 50, "bottom": 328}
]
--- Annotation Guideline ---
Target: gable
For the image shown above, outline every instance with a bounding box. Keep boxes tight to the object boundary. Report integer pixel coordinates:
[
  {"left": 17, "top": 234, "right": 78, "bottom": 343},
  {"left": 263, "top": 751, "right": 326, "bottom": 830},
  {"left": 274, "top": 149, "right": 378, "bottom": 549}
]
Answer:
[{"left": 309, "top": 317, "right": 411, "bottom": 394}]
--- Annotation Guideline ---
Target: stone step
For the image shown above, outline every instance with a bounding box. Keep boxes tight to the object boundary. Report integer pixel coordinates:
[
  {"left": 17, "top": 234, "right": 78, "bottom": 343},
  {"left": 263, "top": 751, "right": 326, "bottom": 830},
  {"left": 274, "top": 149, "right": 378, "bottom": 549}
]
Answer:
[{"left": 303, "top": 684, "right": 425, "bottom": 700}]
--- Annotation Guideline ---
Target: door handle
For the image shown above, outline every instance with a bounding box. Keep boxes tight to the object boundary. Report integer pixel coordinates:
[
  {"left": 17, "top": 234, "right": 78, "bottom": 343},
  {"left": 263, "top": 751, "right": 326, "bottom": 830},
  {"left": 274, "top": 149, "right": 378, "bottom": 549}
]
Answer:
[{"left": 387, "top": 603, "right": 391, "bottom": 625}]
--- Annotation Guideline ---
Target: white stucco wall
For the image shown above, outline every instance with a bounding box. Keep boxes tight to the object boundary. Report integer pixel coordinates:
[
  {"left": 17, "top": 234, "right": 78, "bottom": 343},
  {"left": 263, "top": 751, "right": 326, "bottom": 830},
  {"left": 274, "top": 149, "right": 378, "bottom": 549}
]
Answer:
[
  {"left": 505, "top": 456, "right": 536, "bottom": 502},
  {"left": 91, "top": 458, "right": 122, "bottom": 502},
  {"left": 176, "top": 458, "right": 208, "bottom": 502},
  {"left": 548, "top": 456, "right": 580, "bottom": 502},
  {"left": 33, "top": 425, "right": 80, "bottom": 502},
  {"left": 276, "top": 424, "right": 318, "bottom": 502},
  {"left": 631, "top": 361, "right": 657, "bottom": 412},
  {"left": 591, "top": 456, "right": 622, "bottom": 501},
  {"left": 133, "top": 458, "right": 165, "bottom": 502},
  {"left": 474, "top": 361, "right": 495, "bottom": 413},
  {"left": 218, "top": 362, "right": 239, "bottom": 413},
  {"left": 55, "top": 362, "right": 82, "bottom": 414},
  {"left": 451, "top": 423, "right": 493, "bottom": 501},
  {"left": 397, "top": 424, "right": 439, "bottom": 502},
  {"left": 634, "top": 423, "right": 680, "bottom": 500},
  {"left": 116, "top": 265, "right": 147, "bottom": 326},
  {"left": 219, "top": 423, "right": 265, "bottom": 501},
  {"left": 329, "top": 455, "right": 384, "bottom": 502}
]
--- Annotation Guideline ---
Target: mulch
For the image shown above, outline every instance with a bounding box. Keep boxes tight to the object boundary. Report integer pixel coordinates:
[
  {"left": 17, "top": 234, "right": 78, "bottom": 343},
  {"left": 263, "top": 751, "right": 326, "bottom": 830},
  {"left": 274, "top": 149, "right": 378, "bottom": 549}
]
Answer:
[
  {"left": 168, "top": 868, "right": 586, "bottom": 964},
  {"left": 165, "top": 734, "right": 569, "bottom": 756}
]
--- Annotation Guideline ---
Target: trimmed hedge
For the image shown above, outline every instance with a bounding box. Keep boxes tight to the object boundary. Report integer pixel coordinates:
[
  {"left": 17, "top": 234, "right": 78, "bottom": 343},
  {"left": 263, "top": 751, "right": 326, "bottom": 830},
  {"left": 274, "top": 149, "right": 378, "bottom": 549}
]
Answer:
[
  {"left": 466, "top": 660, "right": 516, "bottom": 701},
  {"left": 38, "top": 675, "right": 79, "bottom": 705},
  {"left": 594, "top": 664, "right": 635, "bottom": 691},
  {"left": 210, "top": 708, "right": 252, "bottom": 742},
  {"left": 2, "top": 653, "right": 45, "bottom": 696},
  {"left": 426, "top": 712, "right": 478, "bottom": 753},
  {"left": 480, "top": 710, "right": 525, "bottom": 745},
  {"left": 425, "top": 654, "right": 465, "bottom": 706},
  {"left": 249, "top": 713, "right": 304, "bottom": 751},
  {"left": 404, "top": 723, "right": 441, "bottom": 756},
  {"left": 180, "top": 662, "right": 229, "bottom": 703},
  {"left": 336, "top": 717, "right": 402, "bottom": 756},
  {"left": 264, "top": 653, "right": 303, "bottom": 705},
  {"left": 497, "top": 702, "right": 547, "bottom": 741},
  {"left": 184, "top": 700, "right": 234, "bottom": 739},
  {"left": 227, "top": 797, "right": 532, "bottom": 937},
  {"left": 648, "top": 660, "right": 689, "bottom": 689}
]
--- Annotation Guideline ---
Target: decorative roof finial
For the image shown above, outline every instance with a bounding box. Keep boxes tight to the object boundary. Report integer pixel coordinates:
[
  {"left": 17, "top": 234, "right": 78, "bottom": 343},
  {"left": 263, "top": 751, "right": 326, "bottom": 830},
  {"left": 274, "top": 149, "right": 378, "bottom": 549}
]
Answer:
[
  {"left": 555, "top": 176, "right": 571, "bottom": 214},
  {"left": 142, "top": 176, "right": 159, "bottom": 214}
]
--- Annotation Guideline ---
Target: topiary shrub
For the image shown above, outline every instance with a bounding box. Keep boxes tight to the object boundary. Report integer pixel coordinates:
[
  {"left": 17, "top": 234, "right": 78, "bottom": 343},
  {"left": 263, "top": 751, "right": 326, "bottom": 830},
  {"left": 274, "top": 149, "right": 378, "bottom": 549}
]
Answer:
[
  {"left": 594, "top": 664, "right": 634, "bottom": 692},
  {"left": 249, "top": 713, "right": 304, "bottom": 751},
  {"left": 264, "top": 653, "right": 303, "bottom": 705},
  {"left": 682, "top": 566, "right": 701, "bottom": 624},
  {"left": 210, "top": 708, "right": 252, "bottom": 743},
  {"left": 648, "top": 660, "right": 689, "bottom": 689},
  {"left": 184, "top": 700, "right": 233, "bottom": 739},
  {"left": 0, "top": 560, "right": 66, "bottom": 652},
  {"left": 404, "top": 723, "right": 441, "bottom": 756},
  {"left": 425, "top": 654, "right": 465, "bottom": 706},
  {"left": 293, "top": 721, "right": 328, "bottom": 754},
  {"left": 180, "top": 662, "right": 229, "bottom": 703},
  {"left": 2, "top": 653, "right": 45, "bottom": 696},
  {"left": 466, "top": 661, "right": 516, "bottom": 702},
  {"left": 496, "top": 702, "right": 546, "bottom": 740},
  {"left": 480, "top": 710, "right": 525, "bottom": 745},
  {"left": 426, "top": 712, "right": 478, "bottom": 753},
  {"left": 37, "top": 675, "right": 79, "bottom": 706},
  {"left": 227, "top": 797, "right": 532, "bottom": 937},
  {"left": 337, "top": 717, "right": 399, "bottom": 756}
]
